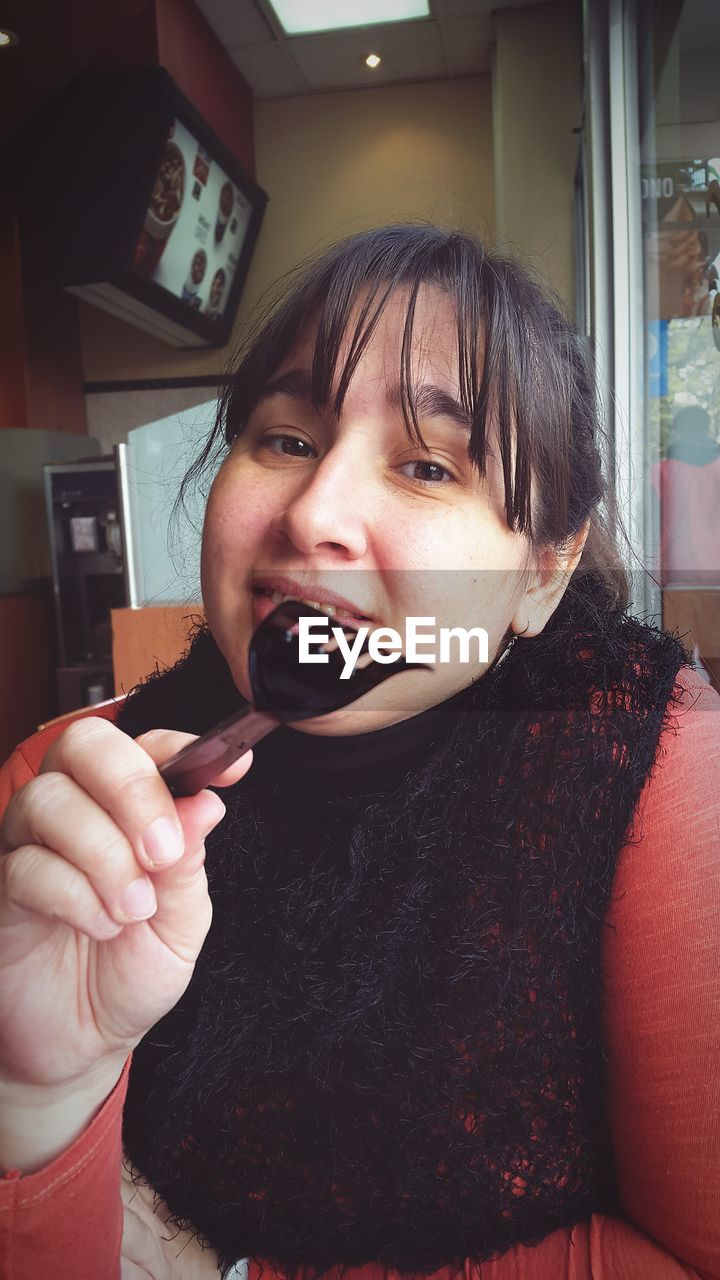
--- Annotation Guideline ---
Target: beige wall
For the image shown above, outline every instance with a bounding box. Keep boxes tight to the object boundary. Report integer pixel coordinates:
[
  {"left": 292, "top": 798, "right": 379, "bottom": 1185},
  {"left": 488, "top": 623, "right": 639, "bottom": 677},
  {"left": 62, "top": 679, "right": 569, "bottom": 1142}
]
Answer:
[
  {"left": 79, "top": 75, "right": 494, "bottom": 384},
  {"left": 492, "top": 0, "right": 581, "bottom": 310}
]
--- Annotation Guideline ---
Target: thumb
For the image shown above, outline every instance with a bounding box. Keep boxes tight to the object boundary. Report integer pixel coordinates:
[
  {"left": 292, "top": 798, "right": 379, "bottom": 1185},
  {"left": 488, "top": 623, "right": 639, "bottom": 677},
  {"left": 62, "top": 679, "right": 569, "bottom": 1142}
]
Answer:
[
  {"left": 143, "top": 789, "right": 226, "bottom": 962},
  {"left": 174, "top": 788, "right": 228, "bottom": 874}
]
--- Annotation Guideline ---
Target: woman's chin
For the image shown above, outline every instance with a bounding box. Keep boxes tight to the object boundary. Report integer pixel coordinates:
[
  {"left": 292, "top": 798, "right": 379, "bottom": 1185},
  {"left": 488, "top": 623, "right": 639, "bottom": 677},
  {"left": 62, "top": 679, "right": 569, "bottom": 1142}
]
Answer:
[
  {"left": 288, "top": 706, "right": 395, "bottom": 736},
  {"left": 287, "top": 673, "right": 450, "bottom": 737}
]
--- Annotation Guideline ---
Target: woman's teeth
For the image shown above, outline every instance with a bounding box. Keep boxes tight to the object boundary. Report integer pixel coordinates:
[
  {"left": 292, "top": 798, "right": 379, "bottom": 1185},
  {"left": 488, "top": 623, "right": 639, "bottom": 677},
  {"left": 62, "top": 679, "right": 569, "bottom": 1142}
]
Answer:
[{"left": 265, "top": 590, "right": 336, "bottom": 616}]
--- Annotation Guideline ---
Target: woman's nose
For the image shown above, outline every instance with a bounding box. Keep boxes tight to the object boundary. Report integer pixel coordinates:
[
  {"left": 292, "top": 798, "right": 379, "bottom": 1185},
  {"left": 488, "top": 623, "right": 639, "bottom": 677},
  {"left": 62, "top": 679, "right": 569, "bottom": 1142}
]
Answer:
[{"left": 274, "top": 446, "right": 370, "bottom": 559}]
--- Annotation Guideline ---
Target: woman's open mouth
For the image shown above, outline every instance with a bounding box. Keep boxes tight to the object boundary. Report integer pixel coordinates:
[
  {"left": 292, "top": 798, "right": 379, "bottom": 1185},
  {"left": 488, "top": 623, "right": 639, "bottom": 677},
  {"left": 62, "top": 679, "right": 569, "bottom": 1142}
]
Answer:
[{"left": 251, "top": 585, "right": 373, "bottom": 632}]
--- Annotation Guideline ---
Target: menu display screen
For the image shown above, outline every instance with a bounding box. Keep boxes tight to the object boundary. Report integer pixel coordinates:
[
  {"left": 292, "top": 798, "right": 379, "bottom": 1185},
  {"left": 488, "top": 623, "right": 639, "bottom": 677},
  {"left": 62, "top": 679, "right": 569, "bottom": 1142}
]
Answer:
[
  {"left": 47, "top": 67, "right": 266, "bottom": 348},
  {"left": 132, "top": 117, "right": 253, "bottom": 323}
]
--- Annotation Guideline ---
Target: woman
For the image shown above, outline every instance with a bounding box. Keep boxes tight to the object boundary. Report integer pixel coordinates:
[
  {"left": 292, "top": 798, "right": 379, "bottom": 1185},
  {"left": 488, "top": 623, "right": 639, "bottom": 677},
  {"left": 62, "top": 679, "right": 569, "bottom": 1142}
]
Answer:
[{"left": 0, "top": 226, "right": 718, "bottom": 1280}]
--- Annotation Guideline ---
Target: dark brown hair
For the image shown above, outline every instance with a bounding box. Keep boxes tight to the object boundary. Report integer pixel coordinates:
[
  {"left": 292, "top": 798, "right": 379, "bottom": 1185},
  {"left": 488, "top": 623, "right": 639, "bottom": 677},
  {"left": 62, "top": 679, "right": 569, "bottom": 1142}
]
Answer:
[{"left": 185, "top": 224, "right": 628, "bottom": 611}]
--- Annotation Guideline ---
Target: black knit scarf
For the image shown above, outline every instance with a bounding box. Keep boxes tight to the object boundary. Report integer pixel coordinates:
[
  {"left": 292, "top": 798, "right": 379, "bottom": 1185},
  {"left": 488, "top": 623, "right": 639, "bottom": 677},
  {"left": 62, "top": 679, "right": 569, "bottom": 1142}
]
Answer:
[{"left": 119, "top": 576, "right": 688, "bottom": 1277}]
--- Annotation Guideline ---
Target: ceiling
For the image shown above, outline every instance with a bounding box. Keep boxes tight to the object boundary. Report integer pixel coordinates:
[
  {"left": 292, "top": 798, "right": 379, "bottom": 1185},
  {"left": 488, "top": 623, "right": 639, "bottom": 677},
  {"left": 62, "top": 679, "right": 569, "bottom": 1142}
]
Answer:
[{"left": 193, "top": 0, "right": 549, "bottom": 99}]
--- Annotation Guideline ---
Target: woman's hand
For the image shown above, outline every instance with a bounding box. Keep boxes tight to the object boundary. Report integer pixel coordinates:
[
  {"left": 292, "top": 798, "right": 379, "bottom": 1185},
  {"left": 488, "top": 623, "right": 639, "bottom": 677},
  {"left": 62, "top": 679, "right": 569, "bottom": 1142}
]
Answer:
[
  {"left": 0, "top": 717, "right": 251, "bottom": 1169},
  {"left": 121, "top": 1157, "right": 222, "bottom": 1279}
]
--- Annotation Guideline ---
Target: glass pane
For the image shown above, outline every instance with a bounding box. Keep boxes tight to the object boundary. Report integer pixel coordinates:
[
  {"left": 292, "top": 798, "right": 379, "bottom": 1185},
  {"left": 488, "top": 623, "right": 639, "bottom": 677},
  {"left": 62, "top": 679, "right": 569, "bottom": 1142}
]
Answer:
[
  {"left": 121, "top": 400, "right": 219, "bottom": 606},
  {"left": 638, "top": 0, "right": 720, "bottom": 690}
]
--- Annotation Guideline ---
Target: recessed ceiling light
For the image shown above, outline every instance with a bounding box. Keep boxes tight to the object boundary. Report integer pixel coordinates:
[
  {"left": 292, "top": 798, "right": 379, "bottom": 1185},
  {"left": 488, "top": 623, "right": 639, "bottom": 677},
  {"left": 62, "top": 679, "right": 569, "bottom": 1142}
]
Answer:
[
  {"left": 365, "top": 53, "right": 381, "bottom": 68},
  {"left": 266, "top": 0, "right": 429, "bottom": 36},
  {"left": 0, "top": 29, "right": 19, "bottom": 48}
]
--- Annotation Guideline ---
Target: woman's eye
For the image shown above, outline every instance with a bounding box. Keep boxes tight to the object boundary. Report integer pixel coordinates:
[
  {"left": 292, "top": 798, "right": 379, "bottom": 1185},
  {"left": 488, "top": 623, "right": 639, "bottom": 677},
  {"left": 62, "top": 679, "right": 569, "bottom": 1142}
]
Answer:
[
  {"left": 400, "top": 459, "right": 454, "bottom": 485},
  {"left": 262, "top": 434, "right": 316, "bottom": 458}
]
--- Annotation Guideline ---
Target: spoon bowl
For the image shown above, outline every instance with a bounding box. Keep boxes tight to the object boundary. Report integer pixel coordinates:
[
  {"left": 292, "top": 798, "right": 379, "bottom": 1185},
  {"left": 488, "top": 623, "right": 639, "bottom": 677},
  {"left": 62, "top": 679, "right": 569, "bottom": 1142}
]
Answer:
[
  {"left": 159, "top": 600, "right": 429, "bottom": 796},
  {"left": 249, "top": 600, "right": 424, "bottom": 719}
]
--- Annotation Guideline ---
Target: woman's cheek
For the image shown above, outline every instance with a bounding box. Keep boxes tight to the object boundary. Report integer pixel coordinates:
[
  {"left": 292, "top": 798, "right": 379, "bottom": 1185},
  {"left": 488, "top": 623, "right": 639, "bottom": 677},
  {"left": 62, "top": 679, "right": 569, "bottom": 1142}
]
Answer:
[
  {"left": 200, "top": 508, "right": 227, "bottom": 605},
  {"left": 203, "top": 466, "right": 266, "bottom": 576}
]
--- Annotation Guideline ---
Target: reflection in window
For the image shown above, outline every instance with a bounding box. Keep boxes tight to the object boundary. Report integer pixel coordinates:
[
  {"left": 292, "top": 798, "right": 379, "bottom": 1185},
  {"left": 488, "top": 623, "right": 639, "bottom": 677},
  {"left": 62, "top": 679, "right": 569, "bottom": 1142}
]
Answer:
[{"left": 639, "top": 0, "right": 720, "bottom": 690}]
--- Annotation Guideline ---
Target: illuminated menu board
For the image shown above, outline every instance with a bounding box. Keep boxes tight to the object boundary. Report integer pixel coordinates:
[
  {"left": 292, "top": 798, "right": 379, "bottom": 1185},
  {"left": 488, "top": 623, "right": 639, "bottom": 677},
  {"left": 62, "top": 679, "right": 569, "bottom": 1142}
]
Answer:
[
  {"left": 133, "top": 117, "right": 254, "bottom": 326},
  {"left": 45, "top": 68, "right": 267, "bottom": 349}
]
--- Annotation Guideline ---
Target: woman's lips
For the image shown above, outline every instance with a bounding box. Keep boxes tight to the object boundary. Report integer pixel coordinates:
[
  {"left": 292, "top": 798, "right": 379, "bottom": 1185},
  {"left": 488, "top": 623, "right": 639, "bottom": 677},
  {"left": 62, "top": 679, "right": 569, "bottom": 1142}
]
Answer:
[
  {"left": 251, "top": 587, "right": 371, "bottom": 631},
  {"left": 251, "top": 575, "right": 374, "bottom": 625}
]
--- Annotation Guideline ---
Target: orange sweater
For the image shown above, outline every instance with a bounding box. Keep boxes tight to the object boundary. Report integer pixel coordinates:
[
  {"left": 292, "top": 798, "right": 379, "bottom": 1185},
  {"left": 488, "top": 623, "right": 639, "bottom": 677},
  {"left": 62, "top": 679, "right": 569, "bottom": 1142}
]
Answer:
[{"left": 1, "top": 669, "right": 719, "bottom": 1280}]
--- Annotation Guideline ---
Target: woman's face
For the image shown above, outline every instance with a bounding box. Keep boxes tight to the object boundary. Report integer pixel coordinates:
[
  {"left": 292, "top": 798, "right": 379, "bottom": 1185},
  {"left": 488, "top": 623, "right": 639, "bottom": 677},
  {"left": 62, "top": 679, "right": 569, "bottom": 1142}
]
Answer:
[{"left": 202, "top": 286, "right": 544, "bottom": 733}]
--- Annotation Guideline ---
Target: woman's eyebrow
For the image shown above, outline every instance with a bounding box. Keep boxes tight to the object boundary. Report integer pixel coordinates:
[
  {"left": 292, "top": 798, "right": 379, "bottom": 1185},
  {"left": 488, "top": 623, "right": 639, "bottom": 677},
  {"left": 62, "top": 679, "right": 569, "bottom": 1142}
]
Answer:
[
  {"left": 387, "top": 382, "right": 472, "bottom": 432},
  {"left": 253, "top": 368, "right": 312, "bottom": 406},
  {"left": 251, "top": 372, "right": 473, "bottom": 435}
]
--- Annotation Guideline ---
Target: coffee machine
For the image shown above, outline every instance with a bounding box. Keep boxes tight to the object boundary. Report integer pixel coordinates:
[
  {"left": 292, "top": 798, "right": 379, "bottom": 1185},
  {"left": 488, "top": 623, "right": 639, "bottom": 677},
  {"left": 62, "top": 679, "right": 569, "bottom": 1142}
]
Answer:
[{"left": 44, "top": 458, "right": 129, "bottom": 713}]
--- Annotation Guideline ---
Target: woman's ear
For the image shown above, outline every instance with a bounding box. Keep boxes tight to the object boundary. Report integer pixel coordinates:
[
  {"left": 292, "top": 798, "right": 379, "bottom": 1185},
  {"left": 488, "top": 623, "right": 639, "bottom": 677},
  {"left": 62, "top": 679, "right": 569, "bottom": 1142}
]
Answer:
[{"left": 511, "top": 520, "right": 591, "bottom": 638}]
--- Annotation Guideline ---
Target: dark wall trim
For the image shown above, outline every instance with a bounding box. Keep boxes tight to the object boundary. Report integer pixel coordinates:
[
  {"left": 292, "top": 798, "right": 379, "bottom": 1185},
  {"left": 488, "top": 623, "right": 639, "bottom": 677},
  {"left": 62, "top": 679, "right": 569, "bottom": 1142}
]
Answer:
[{"left": 84, "top": 375, "right": 232, "bottom": 393}]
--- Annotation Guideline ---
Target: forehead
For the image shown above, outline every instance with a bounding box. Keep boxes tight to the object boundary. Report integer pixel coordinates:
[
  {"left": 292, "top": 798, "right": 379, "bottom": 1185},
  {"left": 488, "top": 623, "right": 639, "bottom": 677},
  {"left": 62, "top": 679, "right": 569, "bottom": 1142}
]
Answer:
[
  {"left": 245, "top": 281, "right": 493, "bottom": 449},
  {"left": 256, "top": 282, "right": 478, "bottom": 436},
  {"left": 286, "top": 282, "right": 464, "bottom": 385}
]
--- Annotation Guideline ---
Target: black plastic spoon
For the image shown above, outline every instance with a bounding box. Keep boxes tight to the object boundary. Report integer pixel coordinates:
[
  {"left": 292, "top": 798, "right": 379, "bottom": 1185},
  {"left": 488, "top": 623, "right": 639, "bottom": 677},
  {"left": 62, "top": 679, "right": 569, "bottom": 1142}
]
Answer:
[{"left": 159, "top": 600, "right": 429, "bottom": 797}]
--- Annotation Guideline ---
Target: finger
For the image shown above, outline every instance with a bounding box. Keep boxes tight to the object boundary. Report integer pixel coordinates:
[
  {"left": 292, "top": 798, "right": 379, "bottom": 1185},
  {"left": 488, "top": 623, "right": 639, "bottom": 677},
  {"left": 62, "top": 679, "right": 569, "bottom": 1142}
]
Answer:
[
  {"left": 135, "top": 823, "right": 214, "bottom": 961},
  {"left": 2, "top": 843, "right": 124, "bottom": 941},
  {"left": 1, "top": 775, "right": 225, "bottom": 937},
  {"left": 1, "top": 774, "right": 159, "bottom": 927},
  {"left": 121, "top": 1259, "right": 154, "bottom": 1280},
  {"left": 171, "top": 790, "right": 227, "bottom": 874},
  {"left": 122, "top": 1204, "right": 162, "bottom": 1261},
  {"left": 121, "top": 1202, "right": 166, "bottom": 1279},
  {"left": 120, "top": 1163, "right": 160, "bottom": 1215},
  {"left": 40, "top": 718, "right": 187, "bottom": 872}
]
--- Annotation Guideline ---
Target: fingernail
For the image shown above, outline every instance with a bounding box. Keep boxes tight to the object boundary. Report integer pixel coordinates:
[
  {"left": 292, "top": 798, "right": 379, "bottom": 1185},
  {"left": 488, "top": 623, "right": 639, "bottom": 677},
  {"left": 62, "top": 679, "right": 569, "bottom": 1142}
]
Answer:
[
  {"left": 208, "top": 795, "right": 227, "bottom": 826},
  {"left": 121, "top": 877, "right": 157, "bottom": 921},
  {"left": 142, "top": 817, "right": 184, "bottom": 867},
  {"left": 199, "top": 797, "right": 226, "bottom": 842},
  {"left": 93, "top": 909, "right": 123, "bottom": 939}
]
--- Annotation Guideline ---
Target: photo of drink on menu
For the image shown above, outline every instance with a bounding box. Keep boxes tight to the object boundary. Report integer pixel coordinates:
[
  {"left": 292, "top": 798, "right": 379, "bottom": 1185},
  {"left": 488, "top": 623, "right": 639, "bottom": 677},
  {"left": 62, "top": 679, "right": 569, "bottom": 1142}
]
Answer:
[{"left": 133, "top": 116, "right": 252, "bottom": 322}]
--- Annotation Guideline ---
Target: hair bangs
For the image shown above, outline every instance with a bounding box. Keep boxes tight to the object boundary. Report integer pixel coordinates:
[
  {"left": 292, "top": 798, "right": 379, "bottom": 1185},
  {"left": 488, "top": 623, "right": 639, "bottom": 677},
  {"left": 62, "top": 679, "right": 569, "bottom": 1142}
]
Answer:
[
  {"left": 307, "top": 246, "right": 449, "bottom": 455},
  {"left": 182, "top": 227, "right": 619, "bottom": 601},
  {"left": 469, "top": 258, "right": 536, "bottom": 537},
  {"left": 219, "top": 230, "right": 531, "bottom": 521}
]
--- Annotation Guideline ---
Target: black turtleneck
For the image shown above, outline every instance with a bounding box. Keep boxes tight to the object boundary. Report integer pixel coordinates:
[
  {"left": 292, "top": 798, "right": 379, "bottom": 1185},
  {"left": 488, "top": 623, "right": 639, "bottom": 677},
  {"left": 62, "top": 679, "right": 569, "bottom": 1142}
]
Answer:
[{"left": 250, "top": 681, "right": 476, "bottom": 799}]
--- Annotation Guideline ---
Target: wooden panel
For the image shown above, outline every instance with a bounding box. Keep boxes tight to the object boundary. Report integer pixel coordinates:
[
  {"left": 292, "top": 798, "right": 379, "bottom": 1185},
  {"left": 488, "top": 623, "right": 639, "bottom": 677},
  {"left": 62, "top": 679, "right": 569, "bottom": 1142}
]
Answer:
[
  {"left": 155, "top": 0, "right": 254, "bottom": 174},
  {"left": 21, "top": 278, "right": 88, "bottom": 435},
  {"left": 112, "top": 604, "right": 204, "bottom": 696},
  {"left": 0, "top": 198, "right": 28, "bottom": 429},
  {"left": 16, "top": 130, "right": 88, "bottom": 434},
  {"left": 97, "top": 0, "right": 255, "bottom": 174},
  {"left": 663, "top": 588, "right": 720, "bottom": 691},
  {"left": 0, "top": 592, "right": 54, "bottom": 760}
]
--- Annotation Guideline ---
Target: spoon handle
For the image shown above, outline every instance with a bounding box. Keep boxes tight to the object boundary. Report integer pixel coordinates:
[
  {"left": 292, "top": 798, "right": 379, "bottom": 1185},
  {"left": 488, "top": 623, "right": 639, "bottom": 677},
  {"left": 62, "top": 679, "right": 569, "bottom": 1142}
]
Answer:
[{"left": 159, "top": 707, "right": 279, "bottom": 798}]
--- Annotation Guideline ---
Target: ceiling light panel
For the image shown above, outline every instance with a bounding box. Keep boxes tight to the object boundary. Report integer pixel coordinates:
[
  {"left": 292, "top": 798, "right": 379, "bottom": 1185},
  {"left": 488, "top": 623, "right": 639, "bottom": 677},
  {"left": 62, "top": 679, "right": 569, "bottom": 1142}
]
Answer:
[{"left": 266, "top": 0, "right": 430, "bottom": 36}]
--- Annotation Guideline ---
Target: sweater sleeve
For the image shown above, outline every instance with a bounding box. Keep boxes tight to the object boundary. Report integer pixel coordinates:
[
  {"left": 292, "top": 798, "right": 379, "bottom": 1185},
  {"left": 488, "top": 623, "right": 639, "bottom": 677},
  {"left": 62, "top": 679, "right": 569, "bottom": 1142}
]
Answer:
[
  {"left": 0, "top": 1061, "right": 130, "bottom": 1280},
  {"left": 0, "top": 713, "right": 129, "bottom": 1280},
  {"left": 602, "top": 667, "right": 720, "bottom": 1280}
]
